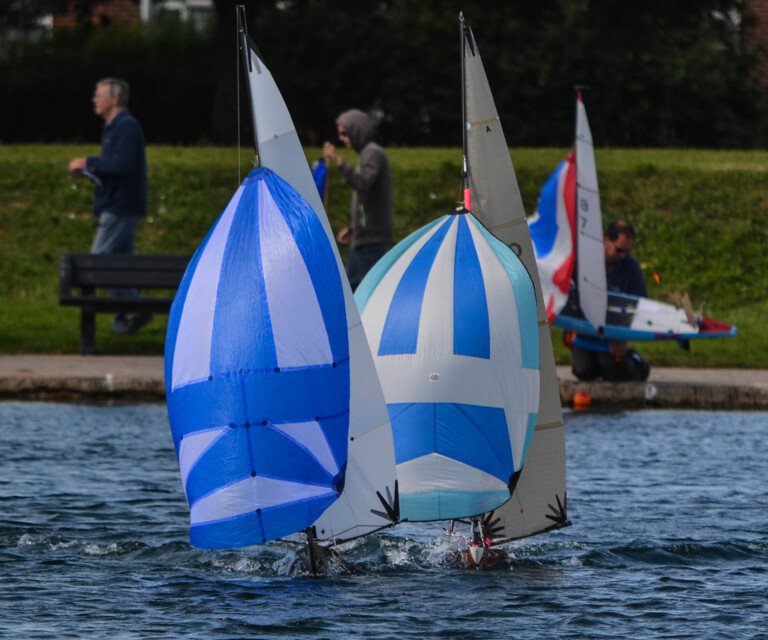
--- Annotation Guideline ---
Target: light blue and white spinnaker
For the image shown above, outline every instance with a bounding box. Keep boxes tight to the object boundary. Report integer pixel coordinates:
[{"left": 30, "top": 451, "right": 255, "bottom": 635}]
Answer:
[
  {"left": 165, "top": 166, "right": 350, "bottom": 549},
  {"left": 356, "top": 211, "right": 540, "bottom": 521}
]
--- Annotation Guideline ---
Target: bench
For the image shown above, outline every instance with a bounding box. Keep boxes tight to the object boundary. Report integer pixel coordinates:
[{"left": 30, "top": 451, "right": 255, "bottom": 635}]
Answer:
[{"left": 59, "top": 253, "right": 191, "bottom": 355}]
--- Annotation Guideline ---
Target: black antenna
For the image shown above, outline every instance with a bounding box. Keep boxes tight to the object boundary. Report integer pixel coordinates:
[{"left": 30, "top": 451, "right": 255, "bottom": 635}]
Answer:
[
  {"left": 236, "top": 5, "right": 260, "bottom": 164},
  {"left": 459, "top": 12, "right": 470, "bottom": 210}
]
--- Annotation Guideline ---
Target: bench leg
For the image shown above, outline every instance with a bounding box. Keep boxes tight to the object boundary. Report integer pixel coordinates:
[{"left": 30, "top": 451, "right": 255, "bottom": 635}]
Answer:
[{"left": 81, "top": 306, "right": 96, "bottom": 355}]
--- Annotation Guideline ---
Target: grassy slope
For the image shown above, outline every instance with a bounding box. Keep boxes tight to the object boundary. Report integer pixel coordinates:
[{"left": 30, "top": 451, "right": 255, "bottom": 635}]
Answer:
[{"left": 0, "top": 145, "right": 766, "bottom": 366}]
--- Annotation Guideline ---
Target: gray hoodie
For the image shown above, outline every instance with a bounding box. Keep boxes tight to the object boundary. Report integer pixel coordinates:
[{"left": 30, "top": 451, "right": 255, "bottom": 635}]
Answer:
[{"left": 336, "top": 109, "right": 392, "bottom": 248}]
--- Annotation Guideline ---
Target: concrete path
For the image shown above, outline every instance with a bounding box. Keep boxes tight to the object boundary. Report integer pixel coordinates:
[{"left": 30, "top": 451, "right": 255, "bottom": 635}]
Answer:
[
  {"left": 557, "top": 366, "right": 768, "bottom": 410},
  {"left": 0, "top": 355, "right": 766, "bottom": 410}
]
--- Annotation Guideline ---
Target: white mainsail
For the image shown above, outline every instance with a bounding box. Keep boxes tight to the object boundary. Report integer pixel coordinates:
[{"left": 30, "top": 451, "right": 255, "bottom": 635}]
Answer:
[
  {"left": 242, "top": 32, "right": 398, "bottom": 544},
  {"left": 574, "top": 93, "right": 608, "bottom": 332},
  {"left": 462, "top": 18, "right": 568, "bottom": 540}
]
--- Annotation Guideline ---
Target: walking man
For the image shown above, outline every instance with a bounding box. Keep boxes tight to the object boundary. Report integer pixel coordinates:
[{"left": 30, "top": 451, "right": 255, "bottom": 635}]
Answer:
[{"left": 68, "top": 77, "right": 151, "bottom": 335}]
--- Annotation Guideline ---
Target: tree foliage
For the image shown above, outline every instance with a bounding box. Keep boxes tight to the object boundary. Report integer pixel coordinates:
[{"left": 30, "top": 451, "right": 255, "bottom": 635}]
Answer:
[{"left": 1, "top": 0, "right": 765, "bottom": 147}]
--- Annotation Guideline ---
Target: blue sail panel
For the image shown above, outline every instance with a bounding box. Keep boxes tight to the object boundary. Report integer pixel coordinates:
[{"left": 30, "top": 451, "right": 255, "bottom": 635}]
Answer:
[
  {"left": 529, "top": 159, "right": 567, "bottom": 256},
  {"left": 453, "top": 216, "right": 490, "bottom": 358},
  {"left": 388, "top": 402, "right": 512, "bottom": 482},
  {"left": 470, "top": 217, "right": 539, "bottom": 370},
  {"left": 378, "top": 217, "right": 454, "bottom": 356},
  {"left": 355, "top": 216, "right": 446, "bottom": 313},
  {"left": 166, "top": 166, "right": 350, "bottom": 547},
  {"left": 399, "top": 490, "right": 511, "bottom": 522},
  {"left": 191, "top": 490, "right": 338, "bottom": 549}
]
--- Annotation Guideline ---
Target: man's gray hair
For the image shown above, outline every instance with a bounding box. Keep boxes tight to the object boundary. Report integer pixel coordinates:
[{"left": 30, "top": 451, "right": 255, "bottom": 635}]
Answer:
[{"left": 96, "top": 78, "right": 130, "bottom": 107}]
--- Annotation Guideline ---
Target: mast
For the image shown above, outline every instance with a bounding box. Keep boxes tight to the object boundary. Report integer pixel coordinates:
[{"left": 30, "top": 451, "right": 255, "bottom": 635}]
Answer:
[
  {"left": 236, "top": 5, "right": 260, "bottom": 164},
  {"left": 459, "top": 12, "right": 470, "bottom": 211}
]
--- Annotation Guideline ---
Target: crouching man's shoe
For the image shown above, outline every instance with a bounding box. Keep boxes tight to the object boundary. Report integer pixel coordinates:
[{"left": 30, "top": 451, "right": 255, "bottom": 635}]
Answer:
[{"left": 124, "top": 312, "right": 154, "bottom": 335}]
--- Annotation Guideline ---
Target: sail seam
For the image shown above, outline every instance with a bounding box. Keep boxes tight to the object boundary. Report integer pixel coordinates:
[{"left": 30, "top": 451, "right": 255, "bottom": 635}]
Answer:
[{"left": 535, "top": 420, "right": 564, "bottom": 430}]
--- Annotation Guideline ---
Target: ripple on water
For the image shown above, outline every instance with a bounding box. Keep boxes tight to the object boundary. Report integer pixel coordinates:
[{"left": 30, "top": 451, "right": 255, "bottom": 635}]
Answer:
[{"left": 1, "top": 404, "right": 767, "bottom": 638}]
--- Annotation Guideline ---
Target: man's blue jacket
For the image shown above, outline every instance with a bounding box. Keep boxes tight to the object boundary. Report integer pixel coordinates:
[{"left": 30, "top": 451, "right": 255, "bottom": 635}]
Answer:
[{"left": 86, "top": 110, "right": 147, "bottom": 218}]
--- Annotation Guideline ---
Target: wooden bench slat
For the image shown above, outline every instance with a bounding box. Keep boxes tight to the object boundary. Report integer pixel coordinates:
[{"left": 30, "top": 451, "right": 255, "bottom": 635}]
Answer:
[
  {"left": 59, "top": 252, "right": 191, "bottom": 355},
  {"left": 69, "top": 270, "right": 184, "bottom": 289}
]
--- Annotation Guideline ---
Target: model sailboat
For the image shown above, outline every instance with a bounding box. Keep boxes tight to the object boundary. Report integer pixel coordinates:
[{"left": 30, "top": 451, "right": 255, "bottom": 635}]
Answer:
[
  {"left": 457, "top": 14, "right": 570, "bottom": 550},
  {"left": 355, "top": 14, "right": 569, "bottom": 567},
  {"left": 529, "top": 92, "right": 736, "bottom": 346},
  {"left": 164, "top": 7, "right": 398, "bottom": 568}
]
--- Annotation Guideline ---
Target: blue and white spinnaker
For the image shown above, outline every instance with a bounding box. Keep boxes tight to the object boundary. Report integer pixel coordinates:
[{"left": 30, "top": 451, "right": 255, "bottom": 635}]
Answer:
[
  {"left": 356, "top": 210, "right": 540, "bottom": 521},
  {"left": 165, "top": 11, "right": 397, "bottom": 551},
  {"left": 165, "top": 168, "right": 350, "bottom": 548}
]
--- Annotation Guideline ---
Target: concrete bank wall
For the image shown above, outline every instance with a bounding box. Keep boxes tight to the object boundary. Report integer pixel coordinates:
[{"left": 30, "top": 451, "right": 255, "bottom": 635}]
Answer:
[{"left": 0, "top": 357, "right": 766, "bottom": 410}]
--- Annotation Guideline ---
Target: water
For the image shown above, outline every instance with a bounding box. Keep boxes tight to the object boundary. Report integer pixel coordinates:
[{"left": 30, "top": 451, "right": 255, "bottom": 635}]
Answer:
[{"left": 1, "top": 403, "right": 766, "bottom": 639}]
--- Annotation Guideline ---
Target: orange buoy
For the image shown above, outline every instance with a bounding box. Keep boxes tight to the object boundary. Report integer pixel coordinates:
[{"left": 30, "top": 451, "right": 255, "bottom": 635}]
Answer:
[{"left": 573, "top": 391, "right": 592, "bottom": 411}]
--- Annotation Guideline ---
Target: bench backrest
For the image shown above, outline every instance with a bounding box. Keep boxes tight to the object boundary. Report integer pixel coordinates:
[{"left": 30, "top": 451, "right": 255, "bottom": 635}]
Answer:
[{"left": 60, "top": 253, "right": 191, "bottom": 296}]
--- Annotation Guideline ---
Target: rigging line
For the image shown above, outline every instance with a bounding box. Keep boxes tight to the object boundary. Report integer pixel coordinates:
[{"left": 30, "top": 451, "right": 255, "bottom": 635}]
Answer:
[{"left": 236, "top": 7, "right": 241, "bottom": 185}]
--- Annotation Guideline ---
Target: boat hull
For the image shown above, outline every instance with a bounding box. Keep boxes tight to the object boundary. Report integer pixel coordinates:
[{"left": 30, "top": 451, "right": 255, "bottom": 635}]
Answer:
[{"left": 555, "top": 290, "right": 736, "bottom": 344}]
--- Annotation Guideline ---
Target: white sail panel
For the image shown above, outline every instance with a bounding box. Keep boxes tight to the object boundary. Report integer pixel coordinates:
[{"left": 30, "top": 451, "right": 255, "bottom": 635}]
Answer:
[
  {"left": 575, "top": 95, "right": 607, "bottom": 331},
  {"left": 416, "top": 217, "right": 458, "bottom": 354},
  {"left": 190, "top": 475, "right": 337, "bottom": 526},
  {"left": 178, "top": 426, "right": 228, "bottom": 491},
  {"left": 258, "top": 181, "right": 333, "bottom": 368},
  {"left": 171, "top": 187, "right": 243, "bottom": 390},
  {"left": 271, "top": 421, "right": 339, "bottom": 476},
  {"left": 398, "top": 453, "right": 509, "bottom": 494},
  {"left": 246, "top": 48, "right": 327, "bottom": 226},
  {"left": 374, "top": 354, "right": 538, "bottom": 408},
  {"left": 358, "top": 217, "right": 450, "bottom": 356}
]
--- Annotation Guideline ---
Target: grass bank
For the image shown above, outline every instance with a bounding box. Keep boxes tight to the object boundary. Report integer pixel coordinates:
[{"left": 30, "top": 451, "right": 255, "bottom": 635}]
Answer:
[{"left": 1, "top": 145, "right": 766, "bottom": 367}]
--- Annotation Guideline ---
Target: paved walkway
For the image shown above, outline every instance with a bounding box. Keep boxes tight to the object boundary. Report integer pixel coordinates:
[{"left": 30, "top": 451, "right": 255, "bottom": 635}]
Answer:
[{"left": 0, "top": 355, "right": 766, "bottom": 409}]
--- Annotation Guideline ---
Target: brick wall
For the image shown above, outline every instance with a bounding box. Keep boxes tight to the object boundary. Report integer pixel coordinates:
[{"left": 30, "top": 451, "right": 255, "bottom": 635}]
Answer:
[{"left": 743, "top": 0, "right": 768, "bottom": 82}]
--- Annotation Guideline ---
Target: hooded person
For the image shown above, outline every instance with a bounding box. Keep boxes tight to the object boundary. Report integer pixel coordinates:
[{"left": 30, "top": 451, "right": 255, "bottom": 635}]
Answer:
[{"left": 323, "top": 109, "right": 393, "bottom": 291}]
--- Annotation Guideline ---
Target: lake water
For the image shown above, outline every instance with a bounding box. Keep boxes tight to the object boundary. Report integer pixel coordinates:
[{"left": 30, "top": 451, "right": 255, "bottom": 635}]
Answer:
[{"left": 1, "top": 403, "right": 766, "bottom": 639}]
